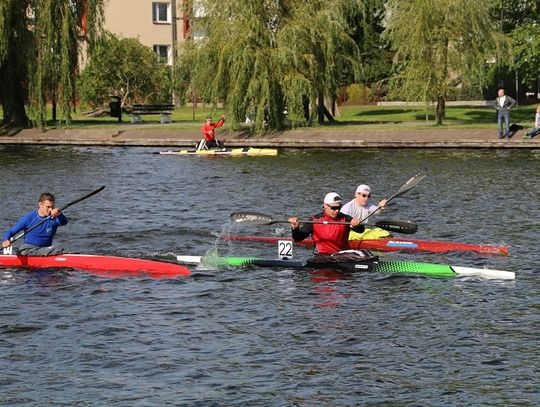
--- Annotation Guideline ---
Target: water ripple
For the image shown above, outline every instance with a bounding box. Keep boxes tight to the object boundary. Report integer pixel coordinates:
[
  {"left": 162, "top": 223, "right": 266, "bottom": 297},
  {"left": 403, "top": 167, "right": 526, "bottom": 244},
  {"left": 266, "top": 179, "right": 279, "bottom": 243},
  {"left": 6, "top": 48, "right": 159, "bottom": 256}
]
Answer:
[{"left": 0, "top": 146, "right": 538, "bottom": 405}]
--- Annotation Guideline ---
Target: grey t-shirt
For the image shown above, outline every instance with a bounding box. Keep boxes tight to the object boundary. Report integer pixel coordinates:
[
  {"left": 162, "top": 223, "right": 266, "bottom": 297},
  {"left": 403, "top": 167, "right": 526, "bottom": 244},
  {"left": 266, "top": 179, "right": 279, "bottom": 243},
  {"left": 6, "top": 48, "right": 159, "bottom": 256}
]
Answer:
[{"left": 340, "top": 200, "right": 379, "bottom": 223}]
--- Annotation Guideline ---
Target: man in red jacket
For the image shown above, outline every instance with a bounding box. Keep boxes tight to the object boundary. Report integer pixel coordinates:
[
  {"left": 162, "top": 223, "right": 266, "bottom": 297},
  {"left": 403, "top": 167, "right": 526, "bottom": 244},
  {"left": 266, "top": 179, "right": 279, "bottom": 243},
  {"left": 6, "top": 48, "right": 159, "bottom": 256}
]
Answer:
[
  {"left": 288, "top": 192, "right": 365, "bottom": 255},
  {"left": 199, "top": 115, "right": 225, "bottom": 150}
]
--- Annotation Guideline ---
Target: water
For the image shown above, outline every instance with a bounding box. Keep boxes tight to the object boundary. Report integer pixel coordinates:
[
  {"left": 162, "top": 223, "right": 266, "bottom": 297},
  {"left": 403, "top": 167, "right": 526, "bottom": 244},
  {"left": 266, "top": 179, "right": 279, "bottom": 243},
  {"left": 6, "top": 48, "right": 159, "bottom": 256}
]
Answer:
[{"left": 0, "top": 145, "right": 538, "bottom": 406}]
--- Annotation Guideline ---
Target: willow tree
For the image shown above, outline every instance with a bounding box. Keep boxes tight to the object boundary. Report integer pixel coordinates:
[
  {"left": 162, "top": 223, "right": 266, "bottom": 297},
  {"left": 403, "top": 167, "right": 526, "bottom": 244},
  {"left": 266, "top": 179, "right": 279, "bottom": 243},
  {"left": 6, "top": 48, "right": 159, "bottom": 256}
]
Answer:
[
  {"left": 177, "top": 0, "right": 362, "bottom": 132},
  {"left": 0, "top": 0, "right": 104, "bottom": 128},
  {"left": 384, "top": 0, "right": 509, "bottom": 125},
  {"left": 278, "top": 1, "right": 362, "bottom": 125}
]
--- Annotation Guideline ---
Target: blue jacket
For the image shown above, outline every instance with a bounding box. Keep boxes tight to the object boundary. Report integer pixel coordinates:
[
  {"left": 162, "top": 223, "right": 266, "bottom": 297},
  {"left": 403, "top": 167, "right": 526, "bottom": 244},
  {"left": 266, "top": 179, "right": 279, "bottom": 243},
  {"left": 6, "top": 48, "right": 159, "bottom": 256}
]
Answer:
[{"left": 3, "top": 210, "right": 68, "bottom": 247}]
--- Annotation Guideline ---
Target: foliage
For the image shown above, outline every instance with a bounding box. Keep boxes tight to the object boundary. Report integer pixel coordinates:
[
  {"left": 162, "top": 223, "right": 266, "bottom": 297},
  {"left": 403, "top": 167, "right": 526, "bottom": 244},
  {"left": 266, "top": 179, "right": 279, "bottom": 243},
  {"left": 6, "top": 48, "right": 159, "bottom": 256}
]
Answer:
[
  {"left": 487, "top": 0, "right": 539, "bottom": 33},
  {"left": 78, "top": 33, "right": 172, "bottom": 108},
  {"left": 0, "top": 0, "right": 32, "bottom": 127},
  {"left": 0, "top": 0, "right": 105, "bottom": 128},
  {"left": 510, "top": 23, "right": 540, "bottom": 87},
  {"left": 346, "top": 84, "right": 374, "bottom": 104},
  {"left": 346, "top": 0, "right": 393, "bottom": 84},
  {"left": 176, "top": 0, "right": 363, "bottom": 132},
  {"left": 384, "top": 0, "right": 509, "bottom": 125}
]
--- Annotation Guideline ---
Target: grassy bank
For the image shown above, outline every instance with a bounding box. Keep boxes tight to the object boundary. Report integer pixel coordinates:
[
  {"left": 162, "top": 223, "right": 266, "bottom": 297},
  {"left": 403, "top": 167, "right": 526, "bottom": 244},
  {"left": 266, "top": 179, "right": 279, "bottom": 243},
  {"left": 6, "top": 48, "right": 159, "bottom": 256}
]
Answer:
[{"left": 2, "top": 104, "right": 538, "bottom": 132}]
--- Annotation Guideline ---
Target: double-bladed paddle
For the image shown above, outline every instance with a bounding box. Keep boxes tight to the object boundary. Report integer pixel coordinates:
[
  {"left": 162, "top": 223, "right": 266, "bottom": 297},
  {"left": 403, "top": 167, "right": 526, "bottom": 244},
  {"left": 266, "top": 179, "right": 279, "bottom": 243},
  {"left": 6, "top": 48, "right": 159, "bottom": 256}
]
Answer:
[
  {"left": 360, "top": 170, "right": 426, "bottom": 223},
  {"left": 229, "top": 171, "right": 426, "bottom": 235},
  {"left": 230, "top": 212, "right": 418, "bottom": 234},
  {"left": 8, "top": 185, "right": 106, "bottom": 244}
]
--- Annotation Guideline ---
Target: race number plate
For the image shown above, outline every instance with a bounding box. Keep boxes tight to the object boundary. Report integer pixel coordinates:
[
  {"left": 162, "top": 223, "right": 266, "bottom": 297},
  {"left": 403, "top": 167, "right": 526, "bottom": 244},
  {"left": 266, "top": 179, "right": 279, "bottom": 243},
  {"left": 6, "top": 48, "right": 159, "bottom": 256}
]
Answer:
[{"left": 278, "top": 240, "right": 293, "bottom": 259}]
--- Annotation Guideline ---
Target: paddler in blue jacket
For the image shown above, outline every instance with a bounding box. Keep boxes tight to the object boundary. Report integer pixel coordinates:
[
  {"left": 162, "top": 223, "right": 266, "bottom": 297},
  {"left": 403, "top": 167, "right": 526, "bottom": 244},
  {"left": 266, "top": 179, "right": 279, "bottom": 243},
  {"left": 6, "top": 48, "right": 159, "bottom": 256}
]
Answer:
[
  {"left": 288, "top": 192, "right": 365, "bottom": 255},
  {"left": 2, "top": 192, "right": 68, "bottom": 256}
]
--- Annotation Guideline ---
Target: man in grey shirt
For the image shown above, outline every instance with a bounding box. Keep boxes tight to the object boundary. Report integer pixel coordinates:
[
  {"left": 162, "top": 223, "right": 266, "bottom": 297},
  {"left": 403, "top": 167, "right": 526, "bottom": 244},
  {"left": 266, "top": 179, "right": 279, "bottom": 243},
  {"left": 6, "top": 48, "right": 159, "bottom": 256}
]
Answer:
[
  {"left": 341, "top": 184, "right": 387, "bottom": 223},
  {"left": 494, "top": 88, "right": 517, "bottom": 139}
]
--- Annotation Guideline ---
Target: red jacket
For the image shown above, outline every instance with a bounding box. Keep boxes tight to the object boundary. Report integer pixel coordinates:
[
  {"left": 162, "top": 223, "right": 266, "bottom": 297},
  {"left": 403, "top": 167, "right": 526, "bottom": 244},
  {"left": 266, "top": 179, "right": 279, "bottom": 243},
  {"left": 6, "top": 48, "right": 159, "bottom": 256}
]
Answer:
[
  {"left": 292, "top": 212, "right": 364, "bottom": 255},
  {"left": 201, "top": 117, "right": 225, "bottom": 142}
]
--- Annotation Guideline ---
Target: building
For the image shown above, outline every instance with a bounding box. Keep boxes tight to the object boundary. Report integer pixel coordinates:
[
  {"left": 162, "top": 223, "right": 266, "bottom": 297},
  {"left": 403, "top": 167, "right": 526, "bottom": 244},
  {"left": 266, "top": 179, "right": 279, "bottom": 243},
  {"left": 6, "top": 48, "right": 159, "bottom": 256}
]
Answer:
[{"left": 102, "top": 0, "right": 190, "bottom": 65}]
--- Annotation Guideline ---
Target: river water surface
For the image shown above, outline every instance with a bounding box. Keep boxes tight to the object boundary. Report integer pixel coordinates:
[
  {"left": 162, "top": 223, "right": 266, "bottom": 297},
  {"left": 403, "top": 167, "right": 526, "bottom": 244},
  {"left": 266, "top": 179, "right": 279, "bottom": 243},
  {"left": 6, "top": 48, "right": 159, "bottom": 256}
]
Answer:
[{"left": 0, "top": 145, "right": 538, "bottom": 406}]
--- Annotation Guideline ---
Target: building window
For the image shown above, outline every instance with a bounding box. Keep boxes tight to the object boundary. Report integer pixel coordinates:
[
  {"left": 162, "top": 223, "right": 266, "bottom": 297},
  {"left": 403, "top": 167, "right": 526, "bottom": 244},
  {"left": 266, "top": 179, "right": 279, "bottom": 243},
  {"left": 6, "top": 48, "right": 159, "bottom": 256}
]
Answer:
[
  {"left": 153, "top": 45, "right": 171, "bottom": 64},
  {"left": 152, "top": 2, "right": 170, "bottom": 23}
]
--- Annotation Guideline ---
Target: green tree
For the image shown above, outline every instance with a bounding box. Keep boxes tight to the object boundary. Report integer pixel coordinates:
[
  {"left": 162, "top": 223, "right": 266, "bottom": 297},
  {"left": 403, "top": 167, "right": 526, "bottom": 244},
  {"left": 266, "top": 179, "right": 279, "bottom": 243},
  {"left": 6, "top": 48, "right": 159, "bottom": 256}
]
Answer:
[
  {"left": 347, "top": 0, "right": 392, "bottom": 85},
  {"left": 0, "top": 0, "right": 33, "bottom": 127},
  {"left": 486, "top": 0, "right": 539, "bottom": 98},
  {"left": 0, "top": 0, "right": 104, "bottom": 128},
  {"left": 78, "top": 33, "right": 172, "bottom": 108},
  {"left": 511, "top": 23, "right": 540, "bottom": 90},
  {"left": 176, "top": 0, "right": 362, "bottom": 132},
  {"left": 385, "top": 0, "right": 509, "bottom": 124},
  {"left": 488, "top": 0, "right": 538, "bottom": 33}
]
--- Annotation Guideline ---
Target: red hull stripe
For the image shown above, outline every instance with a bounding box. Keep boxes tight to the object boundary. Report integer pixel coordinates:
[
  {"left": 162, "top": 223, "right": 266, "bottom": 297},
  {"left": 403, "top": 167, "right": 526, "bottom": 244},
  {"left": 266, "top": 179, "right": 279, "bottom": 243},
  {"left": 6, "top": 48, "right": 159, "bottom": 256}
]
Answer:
[
  {"left": 224, "top": 235, "right": 508, "bottom": 256},
  {"left": 0, "top": 254, "right": 191, "bottom": 278}
]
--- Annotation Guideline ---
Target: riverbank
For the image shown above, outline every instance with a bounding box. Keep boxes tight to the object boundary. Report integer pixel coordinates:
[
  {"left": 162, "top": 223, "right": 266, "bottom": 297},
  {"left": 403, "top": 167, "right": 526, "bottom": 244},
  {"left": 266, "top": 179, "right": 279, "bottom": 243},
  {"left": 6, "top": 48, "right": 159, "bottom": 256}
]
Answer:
[{"left": 1, "top": 125, "right": 539, "bottom": 148}]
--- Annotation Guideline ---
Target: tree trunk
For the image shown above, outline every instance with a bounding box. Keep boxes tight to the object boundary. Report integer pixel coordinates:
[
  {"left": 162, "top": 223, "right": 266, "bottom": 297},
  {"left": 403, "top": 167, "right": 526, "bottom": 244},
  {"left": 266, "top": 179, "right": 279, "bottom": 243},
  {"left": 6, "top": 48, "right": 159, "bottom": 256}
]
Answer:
[
  {"left": 317, "top": 90, "right": 335, "bottom": 124},
  {"left": 0, "top": 69, "right": 29, "bottom": 128},
  {"left": 52, "top": 90, "right": 57, "bottom": 122},
  {"left": 302, "top": 95, "right": 310, "bottom": 123},
  {"left": 317, "top": 90, "right": 325, "bottom": 124},
  {"left": 436, "top": 95, "right": 445, "bottom": 125}
]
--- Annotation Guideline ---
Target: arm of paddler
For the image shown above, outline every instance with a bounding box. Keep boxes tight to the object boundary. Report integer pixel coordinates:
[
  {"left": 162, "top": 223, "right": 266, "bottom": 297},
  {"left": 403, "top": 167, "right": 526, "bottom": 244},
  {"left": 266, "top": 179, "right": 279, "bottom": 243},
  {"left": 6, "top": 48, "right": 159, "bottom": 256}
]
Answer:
[{"left": 289, "top": 216, "right": 312, "bottom": 242}]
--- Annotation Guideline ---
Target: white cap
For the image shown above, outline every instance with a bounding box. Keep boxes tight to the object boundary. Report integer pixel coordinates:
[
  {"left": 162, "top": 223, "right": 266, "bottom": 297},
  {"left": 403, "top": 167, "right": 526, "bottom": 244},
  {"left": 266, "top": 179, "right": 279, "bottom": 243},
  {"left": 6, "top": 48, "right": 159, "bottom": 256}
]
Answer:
[
  {"left": 323, "top": 192, "right": 342, "bottom": 205},
  {"left": 355, "top": 184, "right": 371, "bottom": 194}
]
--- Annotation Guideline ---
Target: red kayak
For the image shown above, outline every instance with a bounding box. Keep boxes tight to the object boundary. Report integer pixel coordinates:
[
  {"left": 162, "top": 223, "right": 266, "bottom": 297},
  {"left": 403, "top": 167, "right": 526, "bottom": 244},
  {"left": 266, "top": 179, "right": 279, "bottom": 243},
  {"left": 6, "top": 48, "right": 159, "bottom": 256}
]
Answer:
[
  {"left": 0, "top": 253, "right": 191, "bottom": 279},
  {"left": 223, "top": 235, "right": 509, "bottom": 256}
]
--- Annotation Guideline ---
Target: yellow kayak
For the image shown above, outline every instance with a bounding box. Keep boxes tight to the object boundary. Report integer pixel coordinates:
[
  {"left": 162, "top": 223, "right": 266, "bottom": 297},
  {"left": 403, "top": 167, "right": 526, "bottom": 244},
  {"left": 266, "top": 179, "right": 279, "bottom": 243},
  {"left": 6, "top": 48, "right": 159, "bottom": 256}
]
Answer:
[
  {"left": 349, "top": 227, "right": 391, "bottom": 240},
  {"left": 159, "top": 147, "right": 278, "bottom": 156}
]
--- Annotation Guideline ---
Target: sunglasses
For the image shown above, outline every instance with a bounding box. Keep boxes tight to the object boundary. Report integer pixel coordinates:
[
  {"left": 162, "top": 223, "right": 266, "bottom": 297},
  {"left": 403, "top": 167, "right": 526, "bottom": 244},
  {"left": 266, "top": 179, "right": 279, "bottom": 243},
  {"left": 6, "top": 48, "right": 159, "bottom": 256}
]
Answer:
[
  {"left": 328, "top": 205, "right": 342, "bottom": 211},
  {"left": 358, "top": 193, "right": 371, "bottom": 198}
]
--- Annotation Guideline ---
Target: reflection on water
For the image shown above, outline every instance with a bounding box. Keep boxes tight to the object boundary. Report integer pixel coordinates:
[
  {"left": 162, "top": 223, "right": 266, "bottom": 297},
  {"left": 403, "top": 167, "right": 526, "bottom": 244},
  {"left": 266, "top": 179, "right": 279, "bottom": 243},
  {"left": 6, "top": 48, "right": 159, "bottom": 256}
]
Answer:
[{"left": 0, "top": 146, "right": 538, "bottom": 405}]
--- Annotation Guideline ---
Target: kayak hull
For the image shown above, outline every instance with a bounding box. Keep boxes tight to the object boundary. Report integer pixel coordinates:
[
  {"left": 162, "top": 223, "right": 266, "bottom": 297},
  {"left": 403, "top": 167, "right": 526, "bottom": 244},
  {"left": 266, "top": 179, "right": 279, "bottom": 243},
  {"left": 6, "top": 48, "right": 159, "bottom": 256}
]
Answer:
[
  {"left": 176, "top": 255, "right": 515, "bottom": 280},
  {"left": 350, "top": 238, "right": 509, "bottom": 256},
  {"left": 159, "top": 147, "right": 278, "bottom": 156},
  {"left": 223, "top": 235, "right": 509, "bottom": 256},
  {"left": 0, "top": 254, "right": 191, "bottom": 278}
]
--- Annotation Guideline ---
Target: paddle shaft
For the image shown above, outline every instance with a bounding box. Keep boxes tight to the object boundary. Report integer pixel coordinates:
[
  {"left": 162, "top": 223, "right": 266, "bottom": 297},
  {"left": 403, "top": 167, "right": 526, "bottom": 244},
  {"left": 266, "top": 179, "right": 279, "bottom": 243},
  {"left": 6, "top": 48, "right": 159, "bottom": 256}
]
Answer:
[
  {"left": 258, "top": 219, "right": 416, "bottom": 234},
  {"left": 230, "top": 212, "right": 417, "bottom": 234},
  {"left": 268, "top": 219, "right": 353, "bottom": 226},
  {"left": 360, "top": 171, "right": 426, "bottom": 223},
  {"left": 9, "top": 186, "right": 106, "bottom": 243}
]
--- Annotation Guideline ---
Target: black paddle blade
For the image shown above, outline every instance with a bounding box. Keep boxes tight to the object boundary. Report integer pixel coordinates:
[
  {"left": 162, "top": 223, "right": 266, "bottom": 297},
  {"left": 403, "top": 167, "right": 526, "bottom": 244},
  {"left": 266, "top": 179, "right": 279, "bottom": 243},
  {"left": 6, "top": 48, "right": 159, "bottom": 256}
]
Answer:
[
  {"left": 392, "top": 171, "right": 427, "bottom": 200},
  {"left": 230, "top": 212, "right": 276, "bottom": 225},
  {"left": 375, "top": 219, "right": 418, "bottom": 234}
]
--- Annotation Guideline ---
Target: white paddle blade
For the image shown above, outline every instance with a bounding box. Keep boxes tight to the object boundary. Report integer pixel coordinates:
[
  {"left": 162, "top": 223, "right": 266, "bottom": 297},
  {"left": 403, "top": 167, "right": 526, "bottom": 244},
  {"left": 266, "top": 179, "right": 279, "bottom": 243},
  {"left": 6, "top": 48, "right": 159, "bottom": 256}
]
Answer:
[
  {"left": 177, "top": 255, "right": 202, "bottom": 264},
  {"left": 230, "top": 212, "right": 274, "bottom": 225}
]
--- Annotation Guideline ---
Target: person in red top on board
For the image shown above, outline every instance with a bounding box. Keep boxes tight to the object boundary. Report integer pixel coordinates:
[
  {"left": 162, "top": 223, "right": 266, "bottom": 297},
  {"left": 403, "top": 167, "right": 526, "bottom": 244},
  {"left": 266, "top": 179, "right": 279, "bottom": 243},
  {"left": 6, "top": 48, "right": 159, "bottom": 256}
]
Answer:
[
  {"left": 199, "top": 115, "right": 225, "bottom": 150},
  {"left": 288, "top": 192, "right": 365, "bottom": 255}
]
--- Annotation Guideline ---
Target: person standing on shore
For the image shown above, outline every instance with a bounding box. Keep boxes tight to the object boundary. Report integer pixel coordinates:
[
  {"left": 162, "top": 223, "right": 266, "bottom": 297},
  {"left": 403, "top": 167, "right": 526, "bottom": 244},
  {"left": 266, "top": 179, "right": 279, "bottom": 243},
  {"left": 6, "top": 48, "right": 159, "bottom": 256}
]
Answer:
[
  {"left": 199, "top": 115, "right": 225, "bottom": 150},
  {"left": 2, "top": 192, "right": 68, "bottom": 256},
  {"left": 494, "top": 88, "right": 517, "bottom": 139},
  {"left": 524, "top": 105, "right": 540, "bottom": 139}
]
